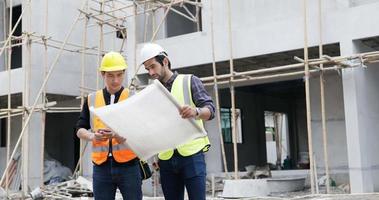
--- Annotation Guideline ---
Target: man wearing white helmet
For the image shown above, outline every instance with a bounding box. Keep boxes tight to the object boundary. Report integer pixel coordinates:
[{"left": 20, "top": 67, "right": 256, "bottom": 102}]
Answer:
[
  {"left": 76, "top": 52, "right": 142, "bottom": 200},
  {"left": 140, "top": 43, "right": 215, "bottom": 200}
]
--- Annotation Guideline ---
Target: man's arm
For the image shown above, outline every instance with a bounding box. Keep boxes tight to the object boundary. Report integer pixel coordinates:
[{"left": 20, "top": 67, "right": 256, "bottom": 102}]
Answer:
[
  {"left": 76, "top": 99, "right": 95, "bottom": 141},
  {"left": 75, "top": 96, "right": 126, "bottom": 143},
  {"left": 179, "top": 75, "right": 215, "bottom": 121},
  {"left": 76, "top": 98, "right": 105, "bottom": 141},
  {"left": 77, "top": 128, "right": 95, "bottom": 141},
  {"left": 179, "top": 105, "right": 211, "bottom": 120}
]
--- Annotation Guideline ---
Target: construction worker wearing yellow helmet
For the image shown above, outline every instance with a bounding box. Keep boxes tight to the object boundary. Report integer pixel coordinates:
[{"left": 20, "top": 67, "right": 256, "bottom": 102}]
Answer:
[
  {"left": 76, "top": 52, "right": 142, "bottom": 200},
  {"left": 140, "top": 43, "right": 215, "bottom": 200}
]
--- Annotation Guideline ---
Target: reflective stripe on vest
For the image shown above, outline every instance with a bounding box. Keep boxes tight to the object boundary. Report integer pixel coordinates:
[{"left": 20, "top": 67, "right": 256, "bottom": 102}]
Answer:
[
  {"left": 158, "top": 74, "right": 211, "bottom": 160},
  {"left": 88, "top": 89, "right": 137, "bottom": 165}
]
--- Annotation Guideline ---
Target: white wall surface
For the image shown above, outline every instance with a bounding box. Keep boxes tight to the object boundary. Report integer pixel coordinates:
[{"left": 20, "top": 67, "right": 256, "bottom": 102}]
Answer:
[
  {"left": 0, "top": 68, "right": 23, "bottom": 95},
  {"left": 342, "top": 40, "right": 379, "bottom": 192},
  {"left": 204, "top": 87, "right": 223, "bottom": 173},
  {"left": 309, "top": 73, "right": 348, "bottom": 175},
  {"left": 128, "top": 0, "right": 379, "bottom": 76}
]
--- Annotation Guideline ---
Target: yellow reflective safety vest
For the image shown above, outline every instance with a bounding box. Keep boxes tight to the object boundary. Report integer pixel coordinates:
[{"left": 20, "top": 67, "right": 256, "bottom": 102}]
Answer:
[
  {"left": 88, "top": 88, "right": 137, "bottom": 165},
  {"left": 158, "top": 74, "right": 211, "bottom": 160}
]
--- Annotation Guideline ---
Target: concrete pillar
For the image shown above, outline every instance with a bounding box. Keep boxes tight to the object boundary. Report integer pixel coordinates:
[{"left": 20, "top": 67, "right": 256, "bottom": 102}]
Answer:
[
  {"left": 341, "top": 40, "right": 379, "bottom": 192},
  {"left": 26, "top": 114, "right": 44, "bottom": 187},
  {"left": 309, "top": 73, "right": 349, "bottom": 184}
]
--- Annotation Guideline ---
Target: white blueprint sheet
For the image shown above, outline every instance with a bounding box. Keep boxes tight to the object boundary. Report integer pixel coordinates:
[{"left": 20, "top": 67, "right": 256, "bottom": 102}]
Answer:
[{"left": 90, "top": 80, "right": 206, "bottom": 160}]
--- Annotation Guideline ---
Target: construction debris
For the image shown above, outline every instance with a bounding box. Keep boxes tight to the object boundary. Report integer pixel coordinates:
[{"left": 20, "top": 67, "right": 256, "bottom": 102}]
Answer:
[
  {"left": 0, "top": 152, "right": 21, "bottom": 191},
  {"left": 43, "top": 154, "right": 72, "bottom": 185},
  {"left": 243, "top": 165, "right": 272, "bottom": 179},
  {"left": 30, "top": 177, "right": 93, "bottom": 200}
]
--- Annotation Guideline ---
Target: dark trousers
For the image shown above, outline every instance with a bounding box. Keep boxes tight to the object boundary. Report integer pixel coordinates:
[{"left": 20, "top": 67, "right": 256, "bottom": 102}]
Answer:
[
  {"left": 93, "top": 157, "right": 142, "bottom": 200},
  {"left": 159, "top": 152, "right": 206, "bottom": 200}
]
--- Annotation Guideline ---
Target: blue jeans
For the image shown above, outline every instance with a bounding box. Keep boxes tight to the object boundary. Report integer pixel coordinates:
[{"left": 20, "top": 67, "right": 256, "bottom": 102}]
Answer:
[
  {"left": 158, "top": 152, "right": 206, "bottom": 200},
  {"left": 93, "top": 157, "right": 142, "bottom": 200}
]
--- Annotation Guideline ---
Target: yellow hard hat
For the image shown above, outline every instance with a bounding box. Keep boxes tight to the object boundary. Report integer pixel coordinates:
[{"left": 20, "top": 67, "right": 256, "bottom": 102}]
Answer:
[{"left": 99, "top": 51, "right": 127, "bottom": 72}]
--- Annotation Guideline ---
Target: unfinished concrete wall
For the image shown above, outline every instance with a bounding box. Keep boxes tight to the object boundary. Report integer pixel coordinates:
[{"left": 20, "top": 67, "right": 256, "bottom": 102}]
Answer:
[
  {"left": 350, "top": 0, "right": 379, "bottom": 6},
  {"left": 14, "top": 1, "right": 126, "bottom": 187},
  {"left": 309, "top": 72, "right": 349, "bottom": 184},
  {"left": 342, "top": 39, "right": 379, "bottom": 192},
  {"left": 5, "top": 0, "right": 133, "bottom": 187},
  {"left": 361, "top": 62, "right": 379, "bottom": 191},
  {"left": 204, "top": 87, "right": 223, "bottom": 173},
  {"left": 0, "top": 68, "right": 23, "bottom": 94},
  {"left": 128, "top": 0, "right": 379, "bottom": 73}
]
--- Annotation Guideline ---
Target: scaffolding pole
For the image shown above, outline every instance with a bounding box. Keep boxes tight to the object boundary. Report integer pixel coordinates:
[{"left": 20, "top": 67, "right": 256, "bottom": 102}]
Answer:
[
  {"left": 39, "top": 0, "right": 49, "bottom": 187},
  {"left": 127, "top": 0, "right": 174, "bottom": 89},
  {"left": 150, "top": 0, "right": 173, "bottom": 42},
  {"left": 0, "top": 0, "right": 88, "bottom": 188},
  {"left": 96, "top": 0, "right": 105, "bottom": 90},
  {"left": 209, "top": 0, "right": 229, "bottom": 177},
  {"left": 318, "top": 0, "right": 331, "bottom": 194},
  {"left": 202, "top": 66, "right": 341, "bottom": 87},
  {"left": 0, "top": 0, "right": 26, "bottom": 59},
  {"left": 79, "top": 0, "right": 89, "bottom": 176},
  {"left": 21, "top": 0, "right": 32, "bottom": 194},
  {"left": 303, "top": 0, "right": 316, "bottom": 194},
  {"left": 5, "top": 0, "right": 13, "bottom": 194},
  {"left": 226, "top": 0, "right": 238, "bottom": 179}
]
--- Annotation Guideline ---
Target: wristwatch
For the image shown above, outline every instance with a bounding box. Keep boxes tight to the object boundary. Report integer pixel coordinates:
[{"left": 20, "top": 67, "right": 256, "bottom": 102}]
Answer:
[{"left": 195, "top": 107, "right": 201, "bottom": 118}]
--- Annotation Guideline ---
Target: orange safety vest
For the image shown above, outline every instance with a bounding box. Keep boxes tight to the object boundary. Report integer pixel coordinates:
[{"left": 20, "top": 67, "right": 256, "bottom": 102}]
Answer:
[{"left": 88, "top": 88, "right": 137, "bottom": 165}]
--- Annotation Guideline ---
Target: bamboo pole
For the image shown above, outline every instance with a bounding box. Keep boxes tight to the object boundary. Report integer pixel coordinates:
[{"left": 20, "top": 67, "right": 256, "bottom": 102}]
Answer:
[
  {"left": 111, "top": 0, "right": 116, "bottom": 50},
  {"left": 195, "top": 0, "right": 200, "bottom": 31},
  {"left": 303, "top": 0, "right": 315, "bottom": 194},
  {"left": 150, "top": 0, "right": 174, "bottom": 42},
  {"left": 156, "top": 1, "right": 197, "bottom": 22},
  {"left": 21, "top": 0, "right": 32, "bottom": 194},
  {"left": 143, "top": 1, "right": 148, "bottom": 42},
  {"left": 78, "top": 3, "right": 133, "bottom": 20},
  {"left": 96, "top": 0, "right": 104, "bottom": 90},
  {"left": 202, "top": 66, "right": 339, "bottom": 87},
  {"left": 200, "top": 52, "right": 379, "bottom": 83},
  {"left": 78, "top": 0, "right": 89, "bottom": 176},
  {"left": 32, "top": 40, "right": 99, "bottom": 56},
  {"left": 29, "top": 34, "right": 100, "bottom": 54},
  {"left": 39, "top": 0, "right": 49, "bottom": 187},
  {"left": 127, "top": 0, "right": 174, "bottom": 90},
  {"left": 78, "top": 9, "right": 124, "bottom": 30},
  {"left": 0, "top": 112, "right": 23, "bottom": 120},
  {"left": 5, "top": 0, "right": 13, "bottom": 193},
  {"left": 0, "top": 1, "right": 26, "bottom": 59},
  {"left": 318, "top": 0, "right": 330, "bottom": 194},
  {"left": 0, "top": 0, "right": 88, "bottom": 186},
  {"left": 209, "top": 0, "right": 229, "bottom": 177},
  {"left": 183, "top": 4, "right": 197, "bottom": 21},
  {"left": 226, "top": 0, "right": 238, "bottom": 179}
]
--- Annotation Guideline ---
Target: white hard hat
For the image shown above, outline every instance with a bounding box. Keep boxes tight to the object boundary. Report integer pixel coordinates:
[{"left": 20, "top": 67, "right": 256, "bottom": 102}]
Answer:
[{"left": 140, "top": 43, "right": 167, "bottom": 65}]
